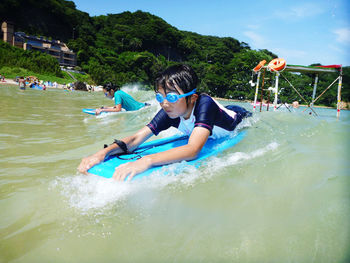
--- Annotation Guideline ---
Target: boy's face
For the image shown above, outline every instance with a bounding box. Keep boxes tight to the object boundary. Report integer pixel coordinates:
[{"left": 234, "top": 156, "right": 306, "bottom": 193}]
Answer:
[
  {"left": 157, "top": 85, "right": 194, "bottom": 119},
  {"left": 103, "top": 89, "right": 114, "bottom": 99}
]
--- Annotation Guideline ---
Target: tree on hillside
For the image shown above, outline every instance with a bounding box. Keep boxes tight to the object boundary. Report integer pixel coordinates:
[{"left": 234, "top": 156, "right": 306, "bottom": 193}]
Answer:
[{"left": 1, "top": 4, "right": 348, "bottom": 105}]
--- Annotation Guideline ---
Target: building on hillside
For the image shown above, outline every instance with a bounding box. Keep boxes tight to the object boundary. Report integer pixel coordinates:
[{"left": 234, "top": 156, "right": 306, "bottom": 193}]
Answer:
[{"left": 1, "top": 21, "right": 76, "bottom": 68}]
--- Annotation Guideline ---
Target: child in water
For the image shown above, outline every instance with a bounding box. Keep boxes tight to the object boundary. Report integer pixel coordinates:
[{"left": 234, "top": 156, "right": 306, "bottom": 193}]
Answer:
[
  {"left": 18, "top": 77, "right": 26, "bottom": 90},
  {"left": 95, "top": 83, "right": 148, "bottom": 115},
  {"left": 78, "top": 64, "right": 251, "bottom": 180}
]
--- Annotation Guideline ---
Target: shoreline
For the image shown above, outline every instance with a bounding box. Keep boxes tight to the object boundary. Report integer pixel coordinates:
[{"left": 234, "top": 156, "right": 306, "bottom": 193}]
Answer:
[
  {"left": 0, "top": 79, "right": 17, "bottom": 86},
  {"left": 1, "top": 80, "right": 347, "bottom": 110},
  {"left": 213, "top": 97, "right": 349, "bottom": 110},
  {"left": 0, "top": 78, "right": 73, "bottom": 89}
]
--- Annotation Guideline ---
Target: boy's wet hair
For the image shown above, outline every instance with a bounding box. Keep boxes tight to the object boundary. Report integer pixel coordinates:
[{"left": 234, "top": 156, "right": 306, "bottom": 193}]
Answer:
[
  {"left": 103, "top": 82, "right": 120, "bottom": 92},
  {"left": 155, "top": 64, "right": 198, "bottom": 95}
]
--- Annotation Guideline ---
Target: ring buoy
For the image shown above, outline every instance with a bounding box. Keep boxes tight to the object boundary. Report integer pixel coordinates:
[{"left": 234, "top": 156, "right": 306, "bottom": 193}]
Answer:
[
  {"left": 253, "top": 60, "right": 266, "bottom": 72},
  {"left": 268, "top": 58, "right": 286, "bottom": 72}
]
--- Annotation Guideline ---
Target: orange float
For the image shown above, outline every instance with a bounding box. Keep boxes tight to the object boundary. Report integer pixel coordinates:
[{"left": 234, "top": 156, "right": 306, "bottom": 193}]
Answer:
[
  {"left": 253, "top": 60, "right": 266, "bottom": 72},
  {"left": 268, "top": 58, "right": 286, "bottom": 72}
]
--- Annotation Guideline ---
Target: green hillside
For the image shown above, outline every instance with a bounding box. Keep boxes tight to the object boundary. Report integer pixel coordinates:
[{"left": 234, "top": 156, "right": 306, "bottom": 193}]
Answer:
[{"left": 0, "top": 0, "right": 348, "bottom": 106}]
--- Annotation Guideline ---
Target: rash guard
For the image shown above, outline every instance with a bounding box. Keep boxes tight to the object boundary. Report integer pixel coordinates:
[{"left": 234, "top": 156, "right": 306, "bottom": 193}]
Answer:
[
  {"left": 147, "top": 94, "right": 251, "bottom": 138},
  {"left": 114, "top": 90, "right": 146, "bottom": 111}
]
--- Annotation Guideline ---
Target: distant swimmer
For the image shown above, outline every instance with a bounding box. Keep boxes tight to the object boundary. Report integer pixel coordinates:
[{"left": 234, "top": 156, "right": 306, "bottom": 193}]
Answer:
[
  {"left": 18, "top": 77, "right": 26, "bottom": 90},
  {"left": 95, "top": 83, "right": 149, "bottom": 115},
  {"left": 292, "top": 101, "right": 299, "bottom": 108}
]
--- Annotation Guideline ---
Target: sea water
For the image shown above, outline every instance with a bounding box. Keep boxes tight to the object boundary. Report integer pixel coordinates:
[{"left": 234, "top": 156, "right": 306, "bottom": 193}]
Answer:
[{"left": 0, "top": 85, "right": 349, "bottom": 262}]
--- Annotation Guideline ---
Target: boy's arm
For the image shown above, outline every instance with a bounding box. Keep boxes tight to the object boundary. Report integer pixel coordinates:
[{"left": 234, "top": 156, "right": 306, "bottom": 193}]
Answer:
[
  {"left": 149, "top": 127, "right": 210, "bottom": 164},
  {"left": 78, "top": 126, "right": 153, "bottom": 173},
  {"left": 95, "top": 104, "right": 122, "bottom": 114},
  {"left": 113, "top": 127, "right": 210, "bottom": 181}
]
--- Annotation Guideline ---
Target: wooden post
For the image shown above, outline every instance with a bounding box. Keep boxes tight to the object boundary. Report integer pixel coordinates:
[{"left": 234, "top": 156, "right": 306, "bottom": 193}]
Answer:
[
  {"left": 274, "top": 72, "right": 280, "bottom": 111},
  {"left": 337, "top": 70, "right": 343, "bottom": 119},
  {"left": 311, "top": 74, "right": 318, "bottom": 108},
  {"left": 259, "top": 68, "right": 266, "bottom": 112},
  {"left": 253, "top": 71, "right": 261, "bottom": 112}
]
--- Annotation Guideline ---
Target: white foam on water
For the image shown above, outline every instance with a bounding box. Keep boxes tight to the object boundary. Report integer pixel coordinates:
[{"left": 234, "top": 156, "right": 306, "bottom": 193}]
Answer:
[
  {"left": 52, "top": 139, "right": 278, "bottom": 214},
  {"left": 52, "top": 164, "right": 199, "bottom": 214},
  {"left": 227, "top": 141, "right": 278, "bottom": 162},
  {"left": 53, "top": 175, "right": 132, "bottom": 213},
  {"left": 195, "top": 141, "right": 279, "bottom": 182},
  {"left": 121, "top": 83, "right": 143, "bottom": 93}
]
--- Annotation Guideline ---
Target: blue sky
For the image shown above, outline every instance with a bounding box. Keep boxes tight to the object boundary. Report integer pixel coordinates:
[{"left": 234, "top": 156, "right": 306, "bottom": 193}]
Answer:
[{"left": 73, "top": 0, "right": 350, "bottom": 66}]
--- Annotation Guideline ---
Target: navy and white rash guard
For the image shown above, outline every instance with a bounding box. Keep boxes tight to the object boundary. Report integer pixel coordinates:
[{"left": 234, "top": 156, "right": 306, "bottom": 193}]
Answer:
[{"left": 147, "top": 94, "right": 251, "bottom": 138}]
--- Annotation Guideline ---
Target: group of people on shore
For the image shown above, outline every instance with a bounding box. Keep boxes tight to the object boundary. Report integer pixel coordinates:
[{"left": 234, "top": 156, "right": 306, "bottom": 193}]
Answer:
[
  {"left": 16, "top": 76, "right": 59, "bottom": 90},
  {"left": 10, "top": 74, "right": 102, "bottom": 92}
]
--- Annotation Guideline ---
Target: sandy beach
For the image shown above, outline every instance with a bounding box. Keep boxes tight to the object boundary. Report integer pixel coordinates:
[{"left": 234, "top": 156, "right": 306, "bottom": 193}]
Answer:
[
  {"left": 0, "top": 78, "right": 71, "bottom": 89},
  {"left": 0, "top": 78, "right": 17, "bottom": 86}
]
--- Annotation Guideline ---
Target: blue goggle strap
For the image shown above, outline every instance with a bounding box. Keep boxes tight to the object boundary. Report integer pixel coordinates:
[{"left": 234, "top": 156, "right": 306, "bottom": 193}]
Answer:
[
  {"left": 177, "top": 89, "right": 196, "bottom": 99},
  {"left": 157, "top": 88, "right": 196, "bottom": 103}
]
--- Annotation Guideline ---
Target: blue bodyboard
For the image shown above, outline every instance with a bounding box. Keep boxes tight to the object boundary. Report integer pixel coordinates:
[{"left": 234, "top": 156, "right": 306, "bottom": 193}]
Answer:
[
  {"left": 82, "top": 108, "right": 113, "bottom": 115},
  {"left": 88, "top": 131, "right": 246, "bottom": 180},
  {"left": 82, "top": 108, "right": 98, "bottom": 115}
]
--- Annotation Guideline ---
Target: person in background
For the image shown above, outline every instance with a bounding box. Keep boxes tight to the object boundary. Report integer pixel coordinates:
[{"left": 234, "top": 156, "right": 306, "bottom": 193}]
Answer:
[
  {"left": 292, "top": 101, "right": 299, "bottom": 108},
  {"left": 18, "top": 77, "right": 26, "bottom": 90},
  {"left": 95, "top": 83, "right": 149, "bottom": 115}
]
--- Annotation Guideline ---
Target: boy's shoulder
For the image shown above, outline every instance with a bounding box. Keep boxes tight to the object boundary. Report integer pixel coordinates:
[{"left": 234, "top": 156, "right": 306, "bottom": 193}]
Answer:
[
  {"left": 115, "top": 90, "right": 129, "bottom": 98},
  {"left": 197, "top": 93, "right": 215, "bottom": 104},
  {"left": 195, "top": 94, "right": 221, "bottom": 114}
]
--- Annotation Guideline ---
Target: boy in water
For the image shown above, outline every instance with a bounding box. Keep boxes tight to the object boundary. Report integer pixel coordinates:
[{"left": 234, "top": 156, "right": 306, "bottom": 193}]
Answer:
[
  {"left": 95, "top": 83, "right": 148, "bottom": 115},
  {"left": 18, "top": 77, "right": 26, "bottom": 90},
  {"left": 79, "top": 64, "right": 251, "bottom": 180}
]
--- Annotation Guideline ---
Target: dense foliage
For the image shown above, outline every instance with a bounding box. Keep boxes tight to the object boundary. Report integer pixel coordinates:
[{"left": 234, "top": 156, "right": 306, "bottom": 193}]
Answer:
[
  {"left": 1, "top": 0, "right": 348, "bottom": 106},
  {"left": 0, "top": 42, "right": 62, "bottom": 77},
  {"left": 0, "top": 0, "right": 90, "bottom": 41}
]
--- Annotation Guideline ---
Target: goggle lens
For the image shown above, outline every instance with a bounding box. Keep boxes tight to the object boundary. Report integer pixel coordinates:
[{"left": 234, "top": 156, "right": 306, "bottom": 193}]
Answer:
[
  {"left": 156, "top": 93, "right": 165, "bottom": 103},
  {"left": 155, "top": 89, "right": 196, "bottom": 103}
]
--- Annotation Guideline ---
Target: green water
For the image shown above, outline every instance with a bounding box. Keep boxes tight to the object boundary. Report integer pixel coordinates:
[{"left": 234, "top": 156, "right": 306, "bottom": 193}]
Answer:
[{"left": 1, "top": 85, "right": 349, "bottom": 262}]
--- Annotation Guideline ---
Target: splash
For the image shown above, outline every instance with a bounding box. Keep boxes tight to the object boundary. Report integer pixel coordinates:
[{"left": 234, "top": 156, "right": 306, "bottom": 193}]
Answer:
[
  {"left": 52, "top": 163, "right": 199, "bottom": 213},
  {"left": 121, "top": 83, "right": 147, "bottom": 93},
  {"left": 52, "top": 140, "right": 278, "bottom": 213}
]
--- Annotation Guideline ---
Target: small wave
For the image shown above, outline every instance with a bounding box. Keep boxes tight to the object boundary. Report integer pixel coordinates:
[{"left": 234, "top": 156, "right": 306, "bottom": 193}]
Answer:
[
  {"left": 52, "top": 140, "right": 278, "bottom": 213},
  {"left": 52, "top": 165, "right": 198, "bottom": 213},
  {"left": 204, "top": 141, "right": 279, "bottom": 174}
]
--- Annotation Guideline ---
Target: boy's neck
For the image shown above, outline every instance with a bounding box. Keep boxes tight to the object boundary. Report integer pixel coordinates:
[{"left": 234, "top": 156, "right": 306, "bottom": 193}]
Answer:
[{"left": 183, "top": 101, "right": 196, "bottom": 120}]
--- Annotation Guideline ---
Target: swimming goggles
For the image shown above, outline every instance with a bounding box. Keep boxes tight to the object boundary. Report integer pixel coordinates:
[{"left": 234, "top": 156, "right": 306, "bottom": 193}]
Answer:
[{"left": 155, "top": 89, "right": 196, "bottom": 103}]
